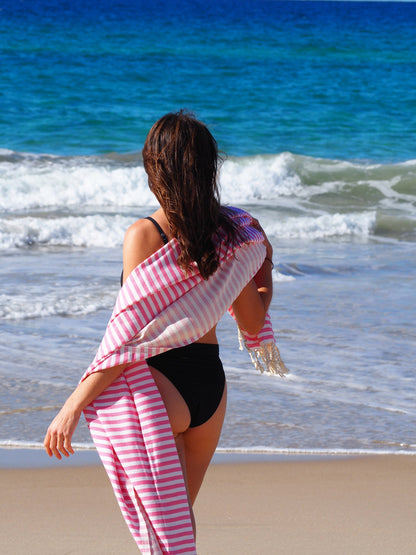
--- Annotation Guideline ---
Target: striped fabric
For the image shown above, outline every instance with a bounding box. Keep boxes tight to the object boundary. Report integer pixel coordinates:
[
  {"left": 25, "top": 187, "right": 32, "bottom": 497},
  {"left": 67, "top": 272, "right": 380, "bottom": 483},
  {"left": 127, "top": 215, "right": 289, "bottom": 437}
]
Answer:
[{"left": 81, "top": 208, "right": 285, "bottom": 554}]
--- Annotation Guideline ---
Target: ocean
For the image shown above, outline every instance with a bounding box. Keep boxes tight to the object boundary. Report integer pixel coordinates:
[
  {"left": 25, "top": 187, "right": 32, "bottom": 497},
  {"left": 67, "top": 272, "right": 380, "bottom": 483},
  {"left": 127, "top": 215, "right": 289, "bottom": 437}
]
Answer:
[{"left": 1, "top": 0, "right": 415, "bottom": 459}]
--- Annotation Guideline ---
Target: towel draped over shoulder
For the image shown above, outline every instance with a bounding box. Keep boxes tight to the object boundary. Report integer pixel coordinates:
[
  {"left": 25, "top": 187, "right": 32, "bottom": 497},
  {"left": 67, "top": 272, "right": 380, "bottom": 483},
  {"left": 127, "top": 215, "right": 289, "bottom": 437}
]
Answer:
[{"left": 81, "top": 207, "right": 288, "bottom": 554}]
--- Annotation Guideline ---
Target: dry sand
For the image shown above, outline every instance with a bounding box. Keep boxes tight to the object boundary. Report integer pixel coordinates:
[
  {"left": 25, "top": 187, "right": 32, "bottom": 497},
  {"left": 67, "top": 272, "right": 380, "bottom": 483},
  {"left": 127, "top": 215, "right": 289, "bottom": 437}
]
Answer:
[{"left": 1, "top": 455, "right": 415, "bottom": 554}]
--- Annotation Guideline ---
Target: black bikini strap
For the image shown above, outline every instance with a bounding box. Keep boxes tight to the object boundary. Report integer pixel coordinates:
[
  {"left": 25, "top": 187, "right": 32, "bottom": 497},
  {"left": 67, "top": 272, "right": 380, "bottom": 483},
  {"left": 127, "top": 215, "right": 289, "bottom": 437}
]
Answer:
[{"left": 146, "top": 216, "right": 169, "bottom": 244}]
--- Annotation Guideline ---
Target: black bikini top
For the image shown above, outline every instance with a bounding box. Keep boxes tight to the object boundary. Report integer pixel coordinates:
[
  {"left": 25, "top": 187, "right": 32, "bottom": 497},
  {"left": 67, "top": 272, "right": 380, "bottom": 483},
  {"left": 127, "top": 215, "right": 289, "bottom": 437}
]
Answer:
[
  {"left": 120, "top": 216, "right": 169, "bottom": 286},
  {"left": 146, "top": 216, "right": 169, "bottom": 245}
]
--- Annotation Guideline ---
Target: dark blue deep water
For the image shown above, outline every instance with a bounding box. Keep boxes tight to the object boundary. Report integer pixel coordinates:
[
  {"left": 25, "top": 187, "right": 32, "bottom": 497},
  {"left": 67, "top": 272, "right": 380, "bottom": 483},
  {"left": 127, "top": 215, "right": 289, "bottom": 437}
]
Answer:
[{"left": 1, "top": 0, "right": 416, "bottom": 160}]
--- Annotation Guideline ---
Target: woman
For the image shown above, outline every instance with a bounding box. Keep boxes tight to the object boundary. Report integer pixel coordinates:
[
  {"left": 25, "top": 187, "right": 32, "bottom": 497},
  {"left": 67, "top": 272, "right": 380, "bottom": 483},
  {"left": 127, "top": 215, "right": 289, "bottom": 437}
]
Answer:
[{"left": 44, "top": 111, "right": 276, "bottom": 553}]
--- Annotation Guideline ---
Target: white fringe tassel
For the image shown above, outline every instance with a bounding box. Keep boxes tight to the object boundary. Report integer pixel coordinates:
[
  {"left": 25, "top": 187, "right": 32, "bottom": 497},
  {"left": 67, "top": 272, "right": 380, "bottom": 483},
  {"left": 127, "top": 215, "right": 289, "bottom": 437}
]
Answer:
[{"left": 238, "top": 330, "right": 289, "bottom": 377}]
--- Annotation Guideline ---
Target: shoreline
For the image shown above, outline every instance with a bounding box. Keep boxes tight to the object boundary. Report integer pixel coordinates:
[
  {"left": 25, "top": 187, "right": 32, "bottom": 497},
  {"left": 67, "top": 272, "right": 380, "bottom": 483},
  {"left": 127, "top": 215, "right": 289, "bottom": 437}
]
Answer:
[
  {"left": 0, "top": 446, "right": 341, "bottom": 471},
  {"left": 1, "top": 454, "right": 415, "bottom": 554},
  {"left": 2, "top": 446, "right": 416, "bottom": 469}
]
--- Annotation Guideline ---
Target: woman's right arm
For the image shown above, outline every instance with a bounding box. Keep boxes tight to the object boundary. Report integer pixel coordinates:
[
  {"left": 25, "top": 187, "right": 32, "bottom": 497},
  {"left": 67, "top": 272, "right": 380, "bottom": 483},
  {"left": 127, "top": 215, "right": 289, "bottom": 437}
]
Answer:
[{"left": 44, "top": 220, "right": 162, "bottom": 459}]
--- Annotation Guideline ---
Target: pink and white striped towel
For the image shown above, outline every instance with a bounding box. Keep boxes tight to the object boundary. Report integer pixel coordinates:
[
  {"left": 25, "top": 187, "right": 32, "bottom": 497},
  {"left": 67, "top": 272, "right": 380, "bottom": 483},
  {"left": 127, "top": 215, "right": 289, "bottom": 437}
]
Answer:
[{"left": 81, "top": 208, "right": 288, "bottom": 554}]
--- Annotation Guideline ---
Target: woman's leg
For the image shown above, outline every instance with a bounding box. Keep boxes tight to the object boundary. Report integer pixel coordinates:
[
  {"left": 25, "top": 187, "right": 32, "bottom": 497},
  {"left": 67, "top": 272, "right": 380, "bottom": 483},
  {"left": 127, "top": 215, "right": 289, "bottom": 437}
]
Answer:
[
  {"left": 182, "top": 384, "right": 227, "bottom": 505},
  {"left": 148, "top": 365, "right": 227, "bottom": 506},
  {"left": 148, "top": 367, "right": 197, "bottom": 534},
  {"left": 175, "top": 433, "right": 196, "bottom": 536}
]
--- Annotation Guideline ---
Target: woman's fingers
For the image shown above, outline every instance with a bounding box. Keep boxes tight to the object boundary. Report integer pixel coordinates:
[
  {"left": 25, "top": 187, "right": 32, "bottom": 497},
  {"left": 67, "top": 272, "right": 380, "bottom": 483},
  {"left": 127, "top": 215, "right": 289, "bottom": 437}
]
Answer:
[
  {"left": 64, "top": 437, "right": 75, "bottom": 455},
  {"left": 43, "top": 430, "right": 53, "bottom": 457},
  {"left": 46, "top": 430, "right": 70, "bottom": 459},
  {"left": 44, "top": 429, "right": 62, "bottom": 459},
  {"left": 51, "top": 440, "right": 63, "bottom": 459},
  {"left": 44, "top": 428, "right": 64, "bottom": 459},
  {"left": 44, "top": 406, "right": 80, "bottom": 459},
  {"left": 56, "top": 434, "right": 70, "bottom": 458}
]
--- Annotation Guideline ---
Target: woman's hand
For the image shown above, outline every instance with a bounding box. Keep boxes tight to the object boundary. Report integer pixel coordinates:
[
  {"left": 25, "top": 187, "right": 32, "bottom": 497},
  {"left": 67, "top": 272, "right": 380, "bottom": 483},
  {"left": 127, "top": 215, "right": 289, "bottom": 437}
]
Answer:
[
  {"left": 44, "top": 399, "right": 81, "bottom": 459},
  {"left": 43, "top": 364, "right": 127, "bottom": 460}
]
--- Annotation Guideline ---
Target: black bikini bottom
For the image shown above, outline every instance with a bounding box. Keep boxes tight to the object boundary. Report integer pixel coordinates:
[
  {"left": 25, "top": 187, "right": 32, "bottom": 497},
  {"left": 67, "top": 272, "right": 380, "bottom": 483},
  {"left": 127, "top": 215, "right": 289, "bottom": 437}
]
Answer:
[{"left": 146, "top": 343, "right": 225, "bottom": 428}]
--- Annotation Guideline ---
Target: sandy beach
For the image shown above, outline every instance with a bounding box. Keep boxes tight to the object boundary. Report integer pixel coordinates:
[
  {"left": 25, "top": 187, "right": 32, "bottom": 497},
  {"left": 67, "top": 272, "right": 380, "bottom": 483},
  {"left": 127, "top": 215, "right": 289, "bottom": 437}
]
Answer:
[{"left": 1, "top": 454, "right": 415, "bottom": 554}]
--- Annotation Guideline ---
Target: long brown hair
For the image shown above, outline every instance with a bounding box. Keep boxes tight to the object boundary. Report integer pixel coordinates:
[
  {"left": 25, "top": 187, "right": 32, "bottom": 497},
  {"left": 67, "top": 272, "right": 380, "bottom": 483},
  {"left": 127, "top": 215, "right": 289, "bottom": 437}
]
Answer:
[{"left": 142, "top": 110, "right": 244, "bottom": 279}]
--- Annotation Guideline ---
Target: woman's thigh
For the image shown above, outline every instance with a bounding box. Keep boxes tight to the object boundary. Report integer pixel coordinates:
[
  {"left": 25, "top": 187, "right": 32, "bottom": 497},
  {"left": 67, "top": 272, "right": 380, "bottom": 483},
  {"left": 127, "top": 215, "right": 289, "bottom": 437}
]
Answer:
[
  {"left": 182, "top": 384, "right": 227, "bottom": 505},
  {"left": 149, "top": 364, "right": 227, "bottom": 504}
]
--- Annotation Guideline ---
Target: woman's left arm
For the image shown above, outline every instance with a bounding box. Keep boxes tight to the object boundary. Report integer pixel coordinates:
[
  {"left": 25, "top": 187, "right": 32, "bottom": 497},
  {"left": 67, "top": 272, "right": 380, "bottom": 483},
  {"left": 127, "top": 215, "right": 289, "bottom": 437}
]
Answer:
[
  {"left": 44, "top": 364, "right": 126, "bottom": 459},
  {"left": 231, "top": 217, "right": 274, "bottom": 334}
]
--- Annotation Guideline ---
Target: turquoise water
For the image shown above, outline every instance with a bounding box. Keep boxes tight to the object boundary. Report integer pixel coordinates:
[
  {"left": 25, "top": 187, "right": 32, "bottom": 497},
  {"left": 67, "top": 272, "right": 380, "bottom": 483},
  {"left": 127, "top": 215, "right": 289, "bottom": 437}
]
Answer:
[
  {"left": 2, "top": 0, "right": 416, "bottom": 160},
  {"left": 1, "top": 1, "right": 416, "bottom": 457}
]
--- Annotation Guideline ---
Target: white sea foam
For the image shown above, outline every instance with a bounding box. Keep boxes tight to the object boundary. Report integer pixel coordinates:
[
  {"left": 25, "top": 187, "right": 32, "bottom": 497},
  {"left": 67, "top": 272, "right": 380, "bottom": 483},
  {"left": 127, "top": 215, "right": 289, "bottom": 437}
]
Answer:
[
  {"left": 220, "top": 153, "right": 306, "bottom": 202},
  {"left": 1, "top": 150, "right": 414, "bottom": 210},
  {"left": 0, "top": 158, "right": 152, "bottom": 211},
  {"left": 0, "top": 214, "right": 132, "bottom": 249},
  {"left": 0, "top": 211, "right": 376, "bottom": 251},
  {"left": 0, "top": 152, "right": 308, "bottom": 211},
  {"left": 268, "top": 211, "right": 377, "bottom": 240},
  {"left": 272, "top": 269, "right": 295, "bottom": 283},
  {"left": 0, "top": 287, "right": 117, "bottom": 320},
  {"left": 0, "top": 293, "right": 115, "bottom": 321},
  {"left": 1, "top": 150, "right": 415, "bottom": 250}
]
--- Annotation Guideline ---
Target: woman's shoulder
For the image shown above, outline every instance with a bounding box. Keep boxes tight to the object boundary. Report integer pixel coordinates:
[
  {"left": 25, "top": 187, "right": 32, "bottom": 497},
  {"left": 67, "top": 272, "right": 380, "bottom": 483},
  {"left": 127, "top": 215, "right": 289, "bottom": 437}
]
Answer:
[
  {"left": 125, "top": 210, "right": 167, "bottom": 242},
  {"left": 123, "top": 213, "right": 169, "bottom": 275},
  {"left": 124, "top": 219, "right": 158, "bottom": 250},
  {"left": 124, "top": 217, "right": 149, "bottom": 237}
]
